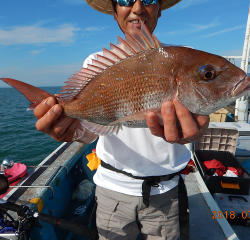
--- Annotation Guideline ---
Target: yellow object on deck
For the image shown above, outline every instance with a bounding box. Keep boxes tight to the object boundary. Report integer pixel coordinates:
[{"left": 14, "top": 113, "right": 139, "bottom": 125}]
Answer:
[
  {"left": 86, "top": 152, "right": 101, "bottom": 171},
  {"left": 30, "top": 198, "right": 44, "bottom": 212}
]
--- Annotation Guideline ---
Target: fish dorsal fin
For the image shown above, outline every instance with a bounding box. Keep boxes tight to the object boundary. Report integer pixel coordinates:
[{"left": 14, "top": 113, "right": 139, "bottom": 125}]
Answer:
[
  {"left": 117, "top": 36, "right": 137, "bottom": 55},
  {"left": 125, "top": 33, "right": 145, "bottom": 52},
  {"left": 60, "top": 21, "right": 161, "bottom": 103},
  {"left": 152, "top": 33, "right": 162, "bottom": 48},
  {"left": 103, "top": 47, "right": 122, "bottom": 62},
  {"left": 131, "top": 24, "right": 152, "bottom": 50},
  {"left": 110, "top": 43, "right": 131, "bottom": 58},
  {"left": 140, "top": 22, "right": 160, "bottom": 48},
  {"left": 92, "top": 59, "right": 110, "bottom": 68},
  {"left": 96, "top": 54, "right": 115, "bottom": 66}
]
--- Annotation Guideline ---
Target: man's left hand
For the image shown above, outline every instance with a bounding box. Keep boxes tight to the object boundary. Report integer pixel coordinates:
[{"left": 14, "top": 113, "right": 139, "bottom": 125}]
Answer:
[{"left": 146, "top": 99, "right": 209, "bottom": 144}]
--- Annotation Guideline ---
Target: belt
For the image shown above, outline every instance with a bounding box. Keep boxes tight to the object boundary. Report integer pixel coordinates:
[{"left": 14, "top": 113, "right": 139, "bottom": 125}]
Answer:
[{"left": 100, "top": 160, "right": 189, "bottom": 240}]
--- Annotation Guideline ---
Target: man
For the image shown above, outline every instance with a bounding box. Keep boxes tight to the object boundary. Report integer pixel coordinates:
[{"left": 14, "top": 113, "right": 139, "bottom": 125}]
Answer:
[{"left": 34, "top": 0, "right": 209, "bottom": 239}]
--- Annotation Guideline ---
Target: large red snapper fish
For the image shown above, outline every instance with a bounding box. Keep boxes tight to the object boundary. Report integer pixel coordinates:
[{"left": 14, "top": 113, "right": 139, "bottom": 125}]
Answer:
[{"left": 1, "top": 22, "right": 250, "bottom": 136}]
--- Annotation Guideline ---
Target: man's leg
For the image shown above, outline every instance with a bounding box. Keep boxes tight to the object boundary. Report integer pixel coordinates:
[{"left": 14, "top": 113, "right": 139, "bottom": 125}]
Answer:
[
  {"left": 138, "top": 186, "right": 180, "bottom": 240},
  {"left": 95, "top": 186, "right": 141, "bottom": 240}
]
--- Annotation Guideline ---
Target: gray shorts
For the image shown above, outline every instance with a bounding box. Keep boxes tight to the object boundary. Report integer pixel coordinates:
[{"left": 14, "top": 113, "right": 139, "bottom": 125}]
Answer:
[{"left": 95, "top": 185, "right": 180, "bottom": 240}]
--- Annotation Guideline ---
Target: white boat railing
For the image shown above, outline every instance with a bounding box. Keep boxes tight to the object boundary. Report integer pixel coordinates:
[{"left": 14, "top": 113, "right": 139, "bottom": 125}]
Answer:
[{"left": 229, "top": 5, "right": 250, "bottom": 121}]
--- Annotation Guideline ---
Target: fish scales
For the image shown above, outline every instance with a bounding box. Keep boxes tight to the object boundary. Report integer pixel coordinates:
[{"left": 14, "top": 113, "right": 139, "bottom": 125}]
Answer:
[
  {"left": 63, "top": 49, "right": 174, "bottom": 127},
  {"left": 1, "top": 22, "right": 250, "bottom": 136}
]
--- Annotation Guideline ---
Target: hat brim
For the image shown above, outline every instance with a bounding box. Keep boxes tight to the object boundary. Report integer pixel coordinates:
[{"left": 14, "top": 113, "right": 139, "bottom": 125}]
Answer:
[{"left": 85, "top": 0, "right": 181, "bottom": 15}]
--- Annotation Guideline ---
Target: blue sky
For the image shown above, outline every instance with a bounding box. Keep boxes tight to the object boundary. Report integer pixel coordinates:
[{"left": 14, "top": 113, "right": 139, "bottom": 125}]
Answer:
[{"left": 0, "top": 0, "right": 249, "bottom": 87}]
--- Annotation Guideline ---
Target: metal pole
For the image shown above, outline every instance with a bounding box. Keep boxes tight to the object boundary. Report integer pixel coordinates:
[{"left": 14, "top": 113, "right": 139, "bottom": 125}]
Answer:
[
  {"left": 236, "top": 5, "right": 250, "bottom": 119},
  {"left": 241, "top": 5, "right": 250, "bottom": 73}
]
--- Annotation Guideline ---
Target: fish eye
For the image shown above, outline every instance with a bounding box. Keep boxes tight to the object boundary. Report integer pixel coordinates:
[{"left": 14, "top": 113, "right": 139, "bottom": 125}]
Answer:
[{"left": 200, "top": 65, "right": 217, "bottom": 81}]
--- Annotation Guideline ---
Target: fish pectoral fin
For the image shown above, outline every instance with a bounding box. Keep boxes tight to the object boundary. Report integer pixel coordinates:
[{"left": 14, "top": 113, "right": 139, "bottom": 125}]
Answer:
[
  {"left": 109, "top": 109, "right": 161, "bottom": 126},
  {"left": 78, "top": 120, "right": 122, "bottom": 136}
]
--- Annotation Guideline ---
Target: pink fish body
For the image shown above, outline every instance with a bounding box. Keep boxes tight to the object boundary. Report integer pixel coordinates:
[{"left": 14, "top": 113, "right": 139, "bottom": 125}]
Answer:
[{"left": 2, "top": 22, "right": 250, "bottom": 135}]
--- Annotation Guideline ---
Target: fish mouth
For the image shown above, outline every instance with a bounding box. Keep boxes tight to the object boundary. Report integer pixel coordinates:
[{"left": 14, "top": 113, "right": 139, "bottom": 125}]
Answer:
[{"left": 232, "top": 74, "right": 250, "bottom": 97}]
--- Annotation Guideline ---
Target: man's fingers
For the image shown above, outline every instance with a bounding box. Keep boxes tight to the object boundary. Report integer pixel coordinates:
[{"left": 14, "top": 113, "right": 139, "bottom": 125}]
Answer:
[
  {"left": 34, "top": 97, "right": 57, "bottom": 119},
  {"left": 53, "top": 116, "right": 79, "bottom": 136},
  {"left": 147, "top": 99, "right": 209, "bottom": 144},
  {"left": 161, "top": 102, "right": 179, "bottom": 142},
  {"left": 35, "top": 104, "right": 63, "bottom": 133},
  {"left": 192, "top": 113, "right": 210, "bottom": 129},
  {"left": 52, "top": 118, "right": 80, "bottom": 142},
  {"left": 33, "top": 96, "right": 86, "bottom": 142},
  {"left": 146, "top": 112, "right": 164, "bottom": 137},
  {"left": 173, "top": 99, "right": 198, "bottom": 139}
]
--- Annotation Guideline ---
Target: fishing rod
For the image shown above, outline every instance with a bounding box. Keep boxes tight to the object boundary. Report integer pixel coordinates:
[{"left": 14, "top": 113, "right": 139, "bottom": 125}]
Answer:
[{"left": 0, "top": 199, "right": 98, "bottom": 240}]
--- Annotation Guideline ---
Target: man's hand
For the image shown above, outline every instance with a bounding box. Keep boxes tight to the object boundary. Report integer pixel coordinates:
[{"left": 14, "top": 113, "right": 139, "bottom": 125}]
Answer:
[
  {"left": 146, "top": 99, "right": 209, "bottom": 144},
  {"left": 34, "top": 97, "right": 81, "bottom": 142}
]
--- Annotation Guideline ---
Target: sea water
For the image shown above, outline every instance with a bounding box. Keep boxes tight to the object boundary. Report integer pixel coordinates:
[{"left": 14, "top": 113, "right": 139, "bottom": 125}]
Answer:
[{"left": 0, "top": 87, "right": 62, "bottom": 166}]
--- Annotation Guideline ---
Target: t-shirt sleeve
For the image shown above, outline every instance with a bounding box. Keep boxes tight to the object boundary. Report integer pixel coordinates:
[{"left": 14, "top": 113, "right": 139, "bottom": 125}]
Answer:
[{"left": 82, "top": 51, "right": 103, "bottom": 68}]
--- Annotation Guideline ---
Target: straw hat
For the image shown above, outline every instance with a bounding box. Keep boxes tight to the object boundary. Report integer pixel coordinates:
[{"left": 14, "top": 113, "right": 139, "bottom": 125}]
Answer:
[{"left": 85, "top": 0, "right": 181, "bottom": 15}]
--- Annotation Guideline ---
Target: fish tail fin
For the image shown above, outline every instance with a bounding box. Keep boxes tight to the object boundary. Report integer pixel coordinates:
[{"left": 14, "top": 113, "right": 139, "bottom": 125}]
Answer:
[{"left": 1, "top": 78, "right": 53, "bottom": 110}]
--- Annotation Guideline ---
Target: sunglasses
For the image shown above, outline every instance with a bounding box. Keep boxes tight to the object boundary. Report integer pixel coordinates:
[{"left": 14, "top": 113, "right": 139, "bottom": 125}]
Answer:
[{"left": 113, "top": 0, "right": 157, "bottom": 7}]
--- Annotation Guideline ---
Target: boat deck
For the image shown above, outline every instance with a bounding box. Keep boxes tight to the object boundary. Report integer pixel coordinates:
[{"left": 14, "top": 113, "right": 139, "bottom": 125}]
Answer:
[
  {"left": 186, "top": 170, "right": 250, "bottom": 240},
  {"left": 186, "top": 172, "right": 230, "bottom": 239},
  {"left": 3, "top": 141, "right": 250, "bottom": 240}
]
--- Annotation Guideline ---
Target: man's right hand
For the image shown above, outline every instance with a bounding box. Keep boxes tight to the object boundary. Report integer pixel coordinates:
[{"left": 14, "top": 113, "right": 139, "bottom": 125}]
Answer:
[{"left": 34, "top": 97, "right": 81, "bottom": 142}]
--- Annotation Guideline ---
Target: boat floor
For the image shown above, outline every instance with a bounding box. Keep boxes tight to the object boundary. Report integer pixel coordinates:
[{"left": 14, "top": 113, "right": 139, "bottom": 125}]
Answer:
[
  {"left": 186, "top": 171, "right": 250, "bottom": 240},
  {"left": 4, "top": 142, "right": 250, "bottom": 240}
]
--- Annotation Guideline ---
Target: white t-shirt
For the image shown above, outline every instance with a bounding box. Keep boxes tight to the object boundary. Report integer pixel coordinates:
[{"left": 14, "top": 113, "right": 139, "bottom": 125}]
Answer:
[{"left": 83, "top": 50, "right": 191, "bottom": 196}]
